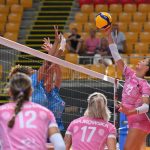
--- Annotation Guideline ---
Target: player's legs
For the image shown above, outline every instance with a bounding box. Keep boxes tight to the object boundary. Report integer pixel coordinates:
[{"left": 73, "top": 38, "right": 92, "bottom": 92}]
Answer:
[{"left": 124, "top": 128, "right": 148, "bottom": 150}]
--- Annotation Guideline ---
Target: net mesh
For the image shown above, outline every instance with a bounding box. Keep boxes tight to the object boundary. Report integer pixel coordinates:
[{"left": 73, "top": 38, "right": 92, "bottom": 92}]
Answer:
[{"left": 0, "top": 36, "right": 118, "bottom": 134}]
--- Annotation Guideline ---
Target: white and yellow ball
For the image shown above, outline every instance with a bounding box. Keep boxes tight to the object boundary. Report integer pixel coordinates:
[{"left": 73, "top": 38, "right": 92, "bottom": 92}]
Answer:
[{"left": 95, "top": 12, "right": 112, "bottom": 30}]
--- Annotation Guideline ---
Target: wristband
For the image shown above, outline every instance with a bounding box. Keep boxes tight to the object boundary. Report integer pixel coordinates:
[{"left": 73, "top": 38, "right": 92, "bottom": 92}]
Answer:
[{"left": 136, "top": 103, "right": 149, "bottom": 114}]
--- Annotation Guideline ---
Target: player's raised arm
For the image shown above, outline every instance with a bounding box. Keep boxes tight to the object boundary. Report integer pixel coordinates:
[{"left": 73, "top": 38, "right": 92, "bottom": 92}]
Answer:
[
  {"left": 43, "top": 64, "right": 55, "bottom": 92},
  {"left": 54, "top": 64, "right": 62, "bottom": 89},
  {"left": 54, "top": 34, "right": 66, "bottom": 58},
  {"left": 37, "top": 61, "right": 50, "bottom": 82},
  {"left": 105, "top": 28, "right": 124, "bottom": 72},
  {"left": 42, "top": 25, "right": 61, "bottom": 56}
]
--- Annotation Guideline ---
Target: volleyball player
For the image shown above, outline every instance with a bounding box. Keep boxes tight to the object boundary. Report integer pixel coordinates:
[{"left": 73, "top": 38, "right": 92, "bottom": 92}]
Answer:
[
  {"left": 64, "top": 92, "right": 117, "bottom": 150},
  {"left": 105, "top": 28, "right": 150, "bottom": 150},
  {"left": 9, "top": 26, "right": 65, "bottom": 107},
  {"left": 41, "top": 64, "right": 65, "bottom": 131},
  {"left": 0, "top": 73, "right": 65, "bottom": 150}
]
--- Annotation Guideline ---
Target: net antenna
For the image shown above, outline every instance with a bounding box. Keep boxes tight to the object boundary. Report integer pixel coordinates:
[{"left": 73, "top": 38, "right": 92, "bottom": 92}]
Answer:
[{"left": 0, "top": 36, "right": 121, "bottom": 126}]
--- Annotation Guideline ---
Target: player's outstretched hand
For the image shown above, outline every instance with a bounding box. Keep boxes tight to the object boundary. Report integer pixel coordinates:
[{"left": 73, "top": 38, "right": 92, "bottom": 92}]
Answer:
[
  {"left": 54, "top": 25, "right": 61, "bottom": 43},
  {"left": 103, "top": 27, "right": 114, "bottom": 44},
  {"left": 59, "top": 34, "right": 66, "bottom": 51},
  {"left": 41, "top": 37, "right": 53, "bottom": 52}
]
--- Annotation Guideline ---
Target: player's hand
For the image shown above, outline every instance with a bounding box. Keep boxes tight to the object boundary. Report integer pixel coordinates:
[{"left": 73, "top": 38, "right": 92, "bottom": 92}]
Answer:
[
  {"left": 41, "top": 37, "right": 53, "bottom": 52},
  {"left": 118, "top": 104, "right": 130, "bottom": 115},
  {"left": 103, "top": 27, "right": 114, "bottom": 44},
  {"left": 54, "top": 25, "right": 61, "bottom": 43},
  {"left": 115, "top": 101, "right": 122, "bottom": 109},
  {"left": 59, "top": 34, "right": 66, "bottom": 51}
]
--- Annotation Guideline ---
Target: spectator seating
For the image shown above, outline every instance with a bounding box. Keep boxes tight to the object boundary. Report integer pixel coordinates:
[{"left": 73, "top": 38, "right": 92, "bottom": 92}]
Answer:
[
  {"left": 75, "top": 12, "right": 88, "bottom": 23},
  {"left": 11, "top": 4, "right": 23, "bottom": 14},
  {"left": 69, "top": 22, "right": 83, "bottom": 32},
  {"left": 134, "top": 43, "right": 149, "bottom": 54},
  {"left": 90, "top": 64, "right": 106, "bottom": 74},
  {"left": 128, "top": 22, "right": 143, "bottom": 32},
  {"left": 0, "top": 0, "right": 4, "bottom": 4},
  {"left": 79, "top": 0, "right": 92, "bottom": 7},
  {"left": 139, "top": 32, "right": 150, "bottom": 43},
  {"left": 125, "top": 32, "right": 138, "bottom": 44},
  {"left": 93, "top": 0, "right": 105, "bottom": 6},
  {"left": 0, "top": 1, "right": 32, "bottom": 41},
  {"left": 81, "top": 4, "right": 94, "bottom": 14},
  {"left": 143, "top": 22, "right": 150, "bottom": 32},
  {"left": 129, "top": 54, "right": 144, "bottom": 64},
  {"left": 65, "top": 54, "right": 79, "bottom": 64},
  {"left": 20, "top": 0, "right": 32, "bottom": 8},
  {"left": 133, "top": 12, "right": 147, "bottom": 23},
  {"left": 117, "top": 22, "right": 128, "bottom": 32},
  {"left": 107, "top": 0, "right": 120, "bottom": 5},
  {"left": 106, "top": 65, "right": 123, "bottom": 79},
  {"left": 95, "top": 4, "right": 108, "bottom": 12},
  {"left": 118, "top": 13, "right": 132, "bottom": 23},
  {"left": 120, "top": 0, "right": 134, "bottom": 5},
  {"left": 126, "top": 43, "right": 134, "bottom": 54},
  {"left": 6, "top": 0, "right": 19, "bottom": 5},
  {"left": 138, "top": 4, "right": 150, "bottom": 13},
  {"left": 109, "top": 4, "right": 122, "bottom": 13},
  {"left": 65, "top": 0, "right": 150, "bottom": 78},
  {"left": 83, "top": 22, "right": 96, "bottom": 32},
  {"left": 124, "top": 4, "right": 137, "bottom": 13}
]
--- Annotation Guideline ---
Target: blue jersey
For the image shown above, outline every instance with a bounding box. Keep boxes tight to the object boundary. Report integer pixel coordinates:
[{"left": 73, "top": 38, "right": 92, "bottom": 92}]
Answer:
[
  {"left": 31, "top": 72, "right": 48, "bottom": 107},
  {"left": 41, "top": 81, "right": 65, "bottom": 131},
  {"left": 45, "top": 87, "right": 65, "bottom": 118}
]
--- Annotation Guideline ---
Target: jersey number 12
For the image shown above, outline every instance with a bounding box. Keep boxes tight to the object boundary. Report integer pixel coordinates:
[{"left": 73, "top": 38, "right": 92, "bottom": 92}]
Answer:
[{"left": 18, "top": 110, "right": 37, "bottom": 129}]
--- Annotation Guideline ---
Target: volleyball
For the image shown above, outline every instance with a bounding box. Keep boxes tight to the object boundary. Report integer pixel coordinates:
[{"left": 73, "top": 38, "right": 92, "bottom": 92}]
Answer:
[{"left": 95, "top": 12, "right": 112, "bottom": 30}]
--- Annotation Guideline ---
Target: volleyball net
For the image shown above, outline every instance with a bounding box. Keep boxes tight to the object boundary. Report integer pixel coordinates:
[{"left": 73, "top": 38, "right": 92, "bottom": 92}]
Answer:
[{"left": 0, "top": 36, "right": 120, "bottom": 133}]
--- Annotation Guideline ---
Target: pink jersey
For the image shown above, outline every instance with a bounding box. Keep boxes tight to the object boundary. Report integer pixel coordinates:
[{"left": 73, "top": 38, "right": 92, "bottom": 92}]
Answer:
[
  {"left": 66, "top": 116, "right": 116, "bottom": 150},
  {"left": 0, "top": 101, "right": 57, "bottom": 150},
  {"left": 122, "top": 65, "right": 150, "bottom": 132}
]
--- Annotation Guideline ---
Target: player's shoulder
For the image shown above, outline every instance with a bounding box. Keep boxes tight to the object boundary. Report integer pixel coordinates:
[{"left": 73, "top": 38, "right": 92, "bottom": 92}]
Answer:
[
  {"left": 136, "top": 77, "right": 150, "bottom": 88},
  {"left": 29, "top": 102, "right": 52, "bottom": 113},
  {"left": 106, "top": 121, "right": 116, "bottom": 129},
  {"left": 0, "top": 102, "right": 14, "bottom": 111}
]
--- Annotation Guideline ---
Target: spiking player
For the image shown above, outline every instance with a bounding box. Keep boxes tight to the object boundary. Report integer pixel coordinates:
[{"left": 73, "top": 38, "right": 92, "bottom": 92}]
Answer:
[
  {"left": 0, "top": 73, "right": 65, "bottom": 150},
  {"left": 105, "top": 28, "right": 150, "bottom": 150},
  {"left": 64, "top": 92, "right": 116, "bottom": 150}
]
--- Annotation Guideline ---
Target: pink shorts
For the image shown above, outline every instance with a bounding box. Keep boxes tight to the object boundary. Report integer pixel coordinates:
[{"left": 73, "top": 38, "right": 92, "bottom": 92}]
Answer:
[{"left": 127, "top": 113, "right": 150, "bottom": 133}]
